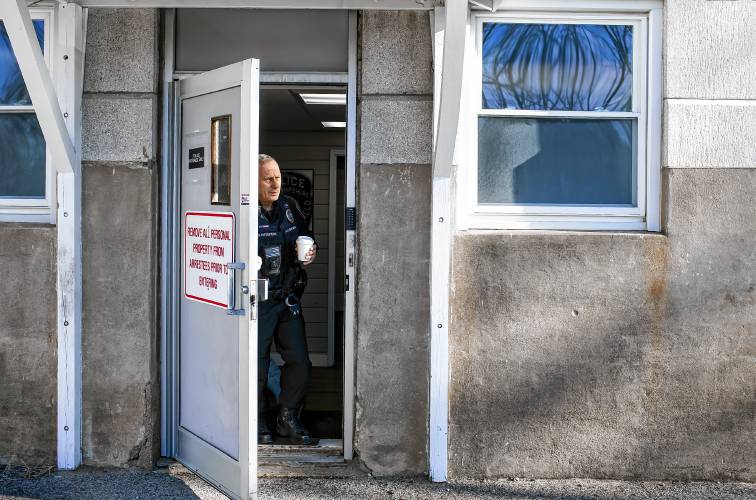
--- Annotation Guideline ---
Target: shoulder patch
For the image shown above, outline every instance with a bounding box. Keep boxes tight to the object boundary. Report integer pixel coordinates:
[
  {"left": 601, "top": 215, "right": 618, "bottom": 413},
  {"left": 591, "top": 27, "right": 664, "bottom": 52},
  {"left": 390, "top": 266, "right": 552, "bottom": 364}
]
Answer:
[{"left": 285, "top": 208, "right": 295, "bottom": 224}]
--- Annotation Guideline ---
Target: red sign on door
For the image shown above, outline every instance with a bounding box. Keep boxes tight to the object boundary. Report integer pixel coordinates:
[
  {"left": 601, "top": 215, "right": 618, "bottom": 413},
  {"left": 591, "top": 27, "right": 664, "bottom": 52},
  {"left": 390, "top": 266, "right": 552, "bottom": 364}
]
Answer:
[{"left": 184, "top": 211, "right": 235, "bottom": 308}]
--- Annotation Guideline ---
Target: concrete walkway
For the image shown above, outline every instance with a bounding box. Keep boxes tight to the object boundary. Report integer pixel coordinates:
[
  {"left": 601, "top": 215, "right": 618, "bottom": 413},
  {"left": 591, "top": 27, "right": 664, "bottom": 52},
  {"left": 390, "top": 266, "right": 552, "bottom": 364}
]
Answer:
[{"left": 1, "top": 463, "right": 754, "bottom": 500}]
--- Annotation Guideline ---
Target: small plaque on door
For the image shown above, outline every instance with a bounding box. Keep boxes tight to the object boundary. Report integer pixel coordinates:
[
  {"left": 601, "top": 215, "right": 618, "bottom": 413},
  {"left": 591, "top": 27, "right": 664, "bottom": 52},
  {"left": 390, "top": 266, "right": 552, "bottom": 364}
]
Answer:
[{"left": 188, "top": 147, "right": 205, "bottom": 169}]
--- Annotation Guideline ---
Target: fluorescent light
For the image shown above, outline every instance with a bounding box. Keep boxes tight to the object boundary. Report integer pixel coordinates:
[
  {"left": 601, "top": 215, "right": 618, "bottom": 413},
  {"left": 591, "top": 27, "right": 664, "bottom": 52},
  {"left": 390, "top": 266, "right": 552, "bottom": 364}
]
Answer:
[
  {"left": 299, "top": 93, "right": 346, "bottom": 105},
  {"left": 321, "top": 121, "right": 346, "bottom": 128}
]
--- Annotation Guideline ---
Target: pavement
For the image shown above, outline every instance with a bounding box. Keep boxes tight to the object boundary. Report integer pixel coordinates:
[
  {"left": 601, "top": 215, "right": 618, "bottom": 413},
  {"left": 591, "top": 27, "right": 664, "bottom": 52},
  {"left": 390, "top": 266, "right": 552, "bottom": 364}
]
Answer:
[{"left": 1, "top": 463, "right": 755, "bottom": 500}]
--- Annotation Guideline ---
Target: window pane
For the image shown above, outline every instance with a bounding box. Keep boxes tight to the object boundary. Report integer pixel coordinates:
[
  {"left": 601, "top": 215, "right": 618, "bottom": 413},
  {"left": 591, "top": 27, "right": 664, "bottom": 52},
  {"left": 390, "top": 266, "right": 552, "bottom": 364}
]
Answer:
[
  {"left": 478, "top": 117, "right": 636, "bottom": 206},
  {"left": 0, "top": 20, "right": 45, "bottom": 106},
  {"left": 482, "top": 23, "right": 633, "bottom": 112},
  {"left": 0, "top": 113, "right": 46, "bottom": 198},
  {"left": 210, "top": 115, "right": 231, "bottom": 205}
]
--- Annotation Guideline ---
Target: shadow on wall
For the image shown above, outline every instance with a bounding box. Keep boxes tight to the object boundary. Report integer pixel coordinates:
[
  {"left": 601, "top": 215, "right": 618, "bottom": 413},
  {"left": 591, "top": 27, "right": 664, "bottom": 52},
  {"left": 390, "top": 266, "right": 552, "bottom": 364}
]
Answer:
[{"left": 448, "top": 233, "right": 755, "bottom": 481}]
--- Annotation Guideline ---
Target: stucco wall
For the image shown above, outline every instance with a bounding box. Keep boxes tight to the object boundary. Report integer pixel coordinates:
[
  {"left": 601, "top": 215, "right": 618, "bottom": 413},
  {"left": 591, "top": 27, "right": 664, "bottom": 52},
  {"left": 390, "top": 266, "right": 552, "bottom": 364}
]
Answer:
[
  {"left": 355, "top": 11, "right": 433, "bottom": 475},
  {"left": 0, "top": 226, "right": 57, "bottom": 465},
  {"left": 448, "top": 0, "right": 756, "bottom": 481},
  {"left": 80, "top": 8, "right": 160, "bottom": 468}
]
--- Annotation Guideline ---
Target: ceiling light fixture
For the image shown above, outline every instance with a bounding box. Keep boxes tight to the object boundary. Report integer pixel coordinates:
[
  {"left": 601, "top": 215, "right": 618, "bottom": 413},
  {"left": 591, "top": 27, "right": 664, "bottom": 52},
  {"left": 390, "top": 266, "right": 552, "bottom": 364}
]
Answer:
[
  {"left": 299, "top": 93, "right": 347, "bottom": 105},
  {"left": 321, "top": 121, "right": 346, "bottom": 128}
]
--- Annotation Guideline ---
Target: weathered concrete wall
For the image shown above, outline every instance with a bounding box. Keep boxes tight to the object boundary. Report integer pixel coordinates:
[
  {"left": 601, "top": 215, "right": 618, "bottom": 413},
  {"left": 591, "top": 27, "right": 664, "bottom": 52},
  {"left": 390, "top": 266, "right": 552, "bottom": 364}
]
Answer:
[
  {"left": 355, "top": 11, "right": 433, "bottom": 475},
  {"left": 448, "top": 0, "right": 756, "bottom": 481},
  {"left": 0, "top": 226, "right": 57, "bottom": 465},
  {"left": 81, "top": 8, "right": 160, "bottom": 468}
]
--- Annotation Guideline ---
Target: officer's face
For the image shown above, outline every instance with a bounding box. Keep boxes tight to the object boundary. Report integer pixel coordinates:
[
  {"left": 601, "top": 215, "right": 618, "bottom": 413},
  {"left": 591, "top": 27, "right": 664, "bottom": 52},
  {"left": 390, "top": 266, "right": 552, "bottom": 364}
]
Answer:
[{"left": 259, "top": 160, "right": 282, "bottom": 207}]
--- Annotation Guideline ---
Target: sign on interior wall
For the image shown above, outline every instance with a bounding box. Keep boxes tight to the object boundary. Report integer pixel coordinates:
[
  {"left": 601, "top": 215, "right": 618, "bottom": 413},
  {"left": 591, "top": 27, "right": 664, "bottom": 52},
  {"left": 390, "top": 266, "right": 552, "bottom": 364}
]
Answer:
[
  {"left": 282, "top": 169, "right": 314, "bottom": 230},
  {"left": 184, "top": 211, "right": 235, "bottom": 308}
]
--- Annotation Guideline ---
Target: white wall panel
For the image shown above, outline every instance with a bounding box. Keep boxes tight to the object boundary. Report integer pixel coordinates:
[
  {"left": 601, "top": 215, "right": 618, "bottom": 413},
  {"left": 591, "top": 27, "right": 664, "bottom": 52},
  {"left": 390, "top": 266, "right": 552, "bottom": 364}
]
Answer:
[
  {"left": 664, "top": 100, "right": 756, "bottom": 169},
  {"left": 665, "top": 0, "right": 756, "bottom": 99}
]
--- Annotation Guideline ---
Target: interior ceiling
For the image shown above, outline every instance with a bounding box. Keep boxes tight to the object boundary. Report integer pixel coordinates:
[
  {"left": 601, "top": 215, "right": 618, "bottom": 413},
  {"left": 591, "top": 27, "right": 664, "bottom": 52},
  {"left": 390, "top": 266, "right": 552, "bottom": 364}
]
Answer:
[{"left": 260, "top": 88, "right": 346, "bottom": 132}]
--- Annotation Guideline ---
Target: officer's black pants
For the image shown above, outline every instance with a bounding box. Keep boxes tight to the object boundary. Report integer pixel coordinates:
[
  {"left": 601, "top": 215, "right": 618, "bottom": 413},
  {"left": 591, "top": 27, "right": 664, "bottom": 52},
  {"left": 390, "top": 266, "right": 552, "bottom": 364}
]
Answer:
[{"left": 258, "top": 299, "right": 311, "bottom": 412}]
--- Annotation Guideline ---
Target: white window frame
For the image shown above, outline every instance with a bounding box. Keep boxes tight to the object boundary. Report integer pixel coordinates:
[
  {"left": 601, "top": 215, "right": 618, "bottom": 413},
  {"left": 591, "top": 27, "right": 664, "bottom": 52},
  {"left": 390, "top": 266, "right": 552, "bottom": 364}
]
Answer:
[
  {"left": 459, "top": 2, "right": 662, "bottom": 231},
  {"left": 0, "top": 6, "right": 57, "bottom": 223}
]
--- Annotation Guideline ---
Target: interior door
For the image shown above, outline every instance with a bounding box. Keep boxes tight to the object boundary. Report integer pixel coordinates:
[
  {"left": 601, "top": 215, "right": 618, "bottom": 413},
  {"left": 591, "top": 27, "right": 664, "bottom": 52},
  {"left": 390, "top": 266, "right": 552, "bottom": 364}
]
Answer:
[{"left": 176, "top": 59, "right": 259, "bottom": 500}]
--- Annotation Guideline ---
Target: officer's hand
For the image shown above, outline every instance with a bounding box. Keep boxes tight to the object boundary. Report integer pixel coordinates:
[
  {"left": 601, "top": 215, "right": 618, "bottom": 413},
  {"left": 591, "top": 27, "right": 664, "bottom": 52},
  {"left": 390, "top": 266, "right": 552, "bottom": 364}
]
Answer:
[{"left": 303, "top": 245, "right": 317, "bottom": 266}]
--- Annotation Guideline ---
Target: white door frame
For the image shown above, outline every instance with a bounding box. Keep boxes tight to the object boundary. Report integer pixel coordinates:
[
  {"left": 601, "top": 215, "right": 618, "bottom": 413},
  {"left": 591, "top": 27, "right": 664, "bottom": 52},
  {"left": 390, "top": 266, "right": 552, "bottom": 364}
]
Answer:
[
  {"left": 342, "top": 11, "right": 357, "bottom": 462},
  {"left": 160, "top": 8, "right": 359, "bottom": 464}
]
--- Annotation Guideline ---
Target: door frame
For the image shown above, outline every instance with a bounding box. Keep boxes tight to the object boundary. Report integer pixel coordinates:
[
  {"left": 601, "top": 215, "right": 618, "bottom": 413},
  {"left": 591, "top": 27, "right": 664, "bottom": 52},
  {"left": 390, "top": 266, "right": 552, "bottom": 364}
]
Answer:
[{"left": 159, "top": 9, "right": 358, "bottom": 463}]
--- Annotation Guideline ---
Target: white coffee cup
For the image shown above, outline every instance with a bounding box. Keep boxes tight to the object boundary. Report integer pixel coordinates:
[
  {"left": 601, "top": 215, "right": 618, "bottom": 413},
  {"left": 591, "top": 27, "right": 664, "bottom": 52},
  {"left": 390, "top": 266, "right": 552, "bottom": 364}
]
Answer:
[{"left": 296, "top": 236, "right": 315, "bottom": 262}]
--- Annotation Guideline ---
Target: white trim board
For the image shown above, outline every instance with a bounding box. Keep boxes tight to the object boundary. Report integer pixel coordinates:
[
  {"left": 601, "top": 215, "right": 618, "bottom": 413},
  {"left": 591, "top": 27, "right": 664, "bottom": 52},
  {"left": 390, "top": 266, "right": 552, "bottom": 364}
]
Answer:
[
  {"left": 429, "top": 0, "right": 468, "bottom": 483},
  {"left": 342, "top": 9, "right": 357, "bottom": 463},
  {"left": 490, "top": 0, "right": 663, "bottom": 10},
  {"left": 53, "top": 3, "right": 86, "bottom": 470}
]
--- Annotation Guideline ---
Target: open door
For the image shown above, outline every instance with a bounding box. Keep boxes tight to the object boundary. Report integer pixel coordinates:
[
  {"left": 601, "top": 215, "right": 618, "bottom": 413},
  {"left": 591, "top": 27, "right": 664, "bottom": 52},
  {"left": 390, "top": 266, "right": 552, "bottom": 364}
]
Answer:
[{"left": 176, "top": 59, "right": 259, "bottom": 500}]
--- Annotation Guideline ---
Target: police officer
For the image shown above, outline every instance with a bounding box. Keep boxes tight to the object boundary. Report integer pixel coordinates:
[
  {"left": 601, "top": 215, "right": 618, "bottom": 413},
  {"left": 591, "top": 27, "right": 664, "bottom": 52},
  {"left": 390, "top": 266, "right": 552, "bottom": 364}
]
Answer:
[{"left": 257, "top": 154, "right": 316, "bottom": 445}]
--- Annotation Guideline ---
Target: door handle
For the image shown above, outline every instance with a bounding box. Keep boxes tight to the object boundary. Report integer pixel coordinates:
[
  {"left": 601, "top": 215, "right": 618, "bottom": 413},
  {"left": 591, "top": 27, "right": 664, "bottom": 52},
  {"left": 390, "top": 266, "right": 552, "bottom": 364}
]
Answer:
[{"left": 226, "top": 261, "right": 246, "bottom": 316}]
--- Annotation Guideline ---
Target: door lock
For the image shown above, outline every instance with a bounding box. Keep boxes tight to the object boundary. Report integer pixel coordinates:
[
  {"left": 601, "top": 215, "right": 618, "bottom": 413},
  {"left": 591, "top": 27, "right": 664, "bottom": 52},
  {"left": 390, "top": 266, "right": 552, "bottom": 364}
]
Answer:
[{"left": 247, "top": 279, "right": 267, "bottom": 321}]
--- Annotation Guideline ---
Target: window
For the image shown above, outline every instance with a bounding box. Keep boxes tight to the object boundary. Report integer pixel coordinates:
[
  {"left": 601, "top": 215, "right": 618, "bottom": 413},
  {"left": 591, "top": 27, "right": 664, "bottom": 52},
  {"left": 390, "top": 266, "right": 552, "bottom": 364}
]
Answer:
[
  {"left": 461, "top": 8, "right": 661, "bottom": 231},
  {"left": 0, "top": 9, "right": 55, "bottom": 222},
  {"left": 210, "top": 115, "right": 232, "bottom": 205}
]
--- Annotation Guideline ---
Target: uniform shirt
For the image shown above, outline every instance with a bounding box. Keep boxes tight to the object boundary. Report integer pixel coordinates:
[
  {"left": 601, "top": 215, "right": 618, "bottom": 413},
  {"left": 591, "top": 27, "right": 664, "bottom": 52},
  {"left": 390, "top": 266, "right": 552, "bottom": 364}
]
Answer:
[{"left": 258, "top": 195, "right": 313, "bottom": 292}]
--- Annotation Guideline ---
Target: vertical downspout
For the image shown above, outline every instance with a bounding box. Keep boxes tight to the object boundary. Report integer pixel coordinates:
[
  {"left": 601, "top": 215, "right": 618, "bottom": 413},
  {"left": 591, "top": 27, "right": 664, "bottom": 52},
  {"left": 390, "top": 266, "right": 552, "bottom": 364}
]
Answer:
[{"left": 159, "top": 7, "right": 176, "bottom": 458}]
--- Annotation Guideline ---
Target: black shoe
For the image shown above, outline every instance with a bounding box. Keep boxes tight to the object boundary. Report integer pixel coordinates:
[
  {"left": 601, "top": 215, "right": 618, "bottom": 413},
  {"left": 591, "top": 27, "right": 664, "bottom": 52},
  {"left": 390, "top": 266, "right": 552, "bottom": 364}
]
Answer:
[
  {"left": 276, "top": 407, "right": 312, "bottom": 445},
  {"left": 258, "top": 419, "right": 273, "bottom": 444}
]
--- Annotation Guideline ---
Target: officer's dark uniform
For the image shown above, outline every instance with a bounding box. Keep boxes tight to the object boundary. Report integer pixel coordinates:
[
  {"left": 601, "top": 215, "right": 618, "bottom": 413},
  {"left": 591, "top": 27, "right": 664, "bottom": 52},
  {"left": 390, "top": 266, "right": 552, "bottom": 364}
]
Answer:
[{"left": 258, "top": 195, "right": 313, "bottom": 442}]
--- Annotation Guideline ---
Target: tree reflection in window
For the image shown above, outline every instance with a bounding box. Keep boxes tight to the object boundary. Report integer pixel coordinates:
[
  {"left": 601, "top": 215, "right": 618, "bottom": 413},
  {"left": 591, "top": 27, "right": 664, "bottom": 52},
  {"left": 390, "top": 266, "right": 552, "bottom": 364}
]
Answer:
[
  {"left": 482, "top": 23, "right": 633, "bottom": 112},
  {"left": 0, "top": 20, "right": 45, "bottom": 106}
]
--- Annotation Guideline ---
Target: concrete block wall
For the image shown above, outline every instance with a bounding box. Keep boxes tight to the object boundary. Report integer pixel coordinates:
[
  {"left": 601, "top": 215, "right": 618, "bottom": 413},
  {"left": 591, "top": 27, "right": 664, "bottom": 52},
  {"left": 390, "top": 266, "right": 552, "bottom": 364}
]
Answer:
[
  {"left": 81, "top": 8, "right": 160, "bottom": 468},
  {"left": 0, "top": 226, "right": 57, "bottom": 465},
  {"left": 355, "top": 11, "right": 433, "bottom": 475},
  {"left": 448, "top": 0, "right": 756, "bottom": 481}
]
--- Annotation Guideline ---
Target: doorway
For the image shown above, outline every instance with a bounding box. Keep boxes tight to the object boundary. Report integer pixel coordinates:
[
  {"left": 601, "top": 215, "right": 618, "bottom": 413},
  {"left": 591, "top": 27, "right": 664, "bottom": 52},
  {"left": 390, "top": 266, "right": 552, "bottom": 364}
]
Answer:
[
  {"left": 160, "top": 8, "right": 357, "bottom": 473},
  {"left": 258, "top": 85, "right": 346, "bottom": 445}
]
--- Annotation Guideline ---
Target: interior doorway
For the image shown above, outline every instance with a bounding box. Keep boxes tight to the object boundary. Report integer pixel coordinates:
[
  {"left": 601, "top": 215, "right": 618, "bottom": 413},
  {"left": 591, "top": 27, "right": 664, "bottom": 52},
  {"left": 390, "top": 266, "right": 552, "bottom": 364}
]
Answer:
[
  {"left": 258, "top": 85, "right": 346, "bottom": 442},
  {"left": 160, "top": 8, "right": 357, "bottom": 472}
]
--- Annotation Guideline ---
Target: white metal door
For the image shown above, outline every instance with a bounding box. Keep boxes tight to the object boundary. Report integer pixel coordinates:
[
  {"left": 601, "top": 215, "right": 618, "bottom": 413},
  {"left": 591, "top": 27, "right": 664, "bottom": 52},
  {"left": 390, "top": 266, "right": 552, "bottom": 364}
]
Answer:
[{"left": 176, "top": 59, "right": 259, "bottom": 500}]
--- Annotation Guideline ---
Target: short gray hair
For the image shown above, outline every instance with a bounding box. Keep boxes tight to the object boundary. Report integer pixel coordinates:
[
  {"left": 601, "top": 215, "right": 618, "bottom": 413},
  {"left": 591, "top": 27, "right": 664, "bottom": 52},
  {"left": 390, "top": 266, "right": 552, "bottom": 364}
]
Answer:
[{"left": 258, "top": 153, "right": 277, "bottom": 166}]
